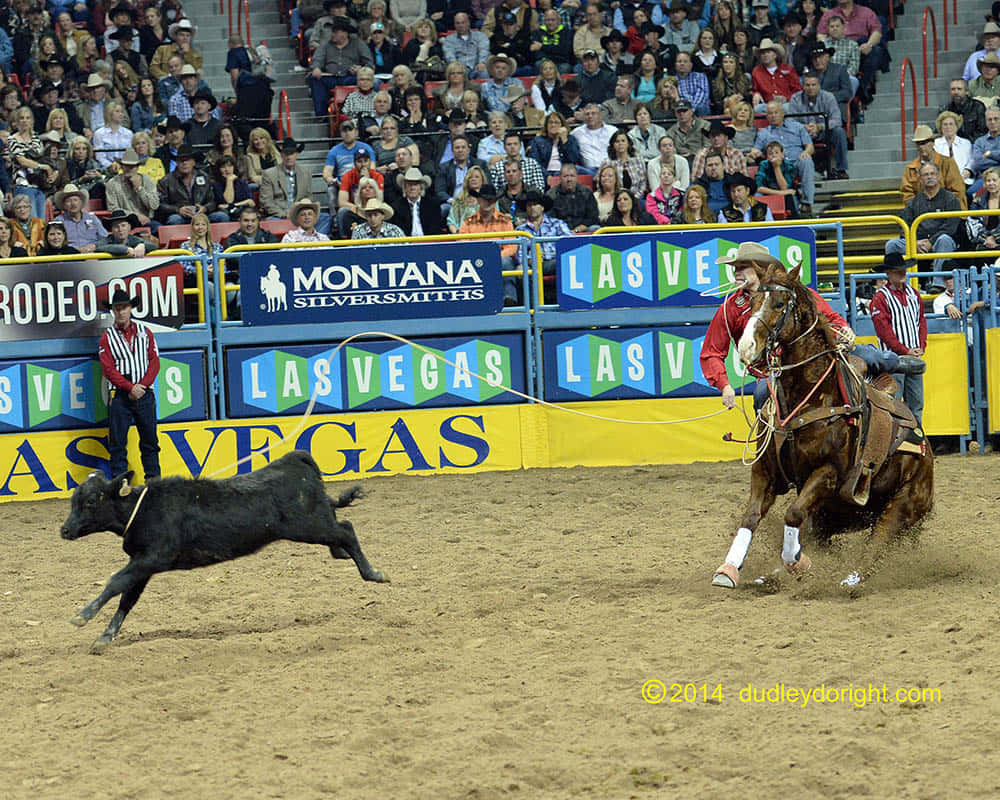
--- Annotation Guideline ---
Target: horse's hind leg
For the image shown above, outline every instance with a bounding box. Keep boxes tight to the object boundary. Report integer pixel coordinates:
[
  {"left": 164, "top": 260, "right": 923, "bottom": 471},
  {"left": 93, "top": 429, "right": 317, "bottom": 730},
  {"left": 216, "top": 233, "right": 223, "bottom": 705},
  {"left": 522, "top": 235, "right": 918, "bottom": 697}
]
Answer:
[
  {"left": 713, "top": 457, "right": 778, "bottom": 588},
  {"left": 781, "top": 463, "right": 839, "bottom": 576}
]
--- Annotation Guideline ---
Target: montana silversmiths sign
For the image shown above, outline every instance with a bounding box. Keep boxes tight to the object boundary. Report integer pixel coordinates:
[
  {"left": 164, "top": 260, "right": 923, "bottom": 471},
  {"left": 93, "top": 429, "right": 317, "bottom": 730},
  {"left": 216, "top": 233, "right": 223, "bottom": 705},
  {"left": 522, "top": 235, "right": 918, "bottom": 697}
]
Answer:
[
  {"left": 238, "top": 242, "right": 505, "bottom": 325},
  {"left": 0, "top": 257, "right": 184, "bottom": 340}
]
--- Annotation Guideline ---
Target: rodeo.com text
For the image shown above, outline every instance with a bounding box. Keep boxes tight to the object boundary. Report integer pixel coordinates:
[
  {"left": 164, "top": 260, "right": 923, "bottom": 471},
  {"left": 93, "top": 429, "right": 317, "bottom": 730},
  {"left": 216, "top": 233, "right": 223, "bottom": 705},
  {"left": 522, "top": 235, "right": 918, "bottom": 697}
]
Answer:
[{"left": 641, "top": 681, "right": 942, "bottom": 708}]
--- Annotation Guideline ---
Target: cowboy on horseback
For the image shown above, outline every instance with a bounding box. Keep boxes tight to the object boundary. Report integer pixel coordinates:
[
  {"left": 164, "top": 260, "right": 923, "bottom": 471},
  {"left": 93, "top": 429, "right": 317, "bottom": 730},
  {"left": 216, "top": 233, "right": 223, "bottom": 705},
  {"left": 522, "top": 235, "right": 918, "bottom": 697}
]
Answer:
[{"left": 699, "top": 242, "right": 925, "bottom": 413}]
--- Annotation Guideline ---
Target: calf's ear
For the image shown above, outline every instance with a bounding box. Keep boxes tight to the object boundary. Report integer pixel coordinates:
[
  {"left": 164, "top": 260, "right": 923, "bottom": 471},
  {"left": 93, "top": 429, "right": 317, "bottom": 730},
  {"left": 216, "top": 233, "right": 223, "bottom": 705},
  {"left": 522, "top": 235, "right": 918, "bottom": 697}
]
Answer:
[{"left": 107, "top": 470, "right": 135, "bottom": 498}]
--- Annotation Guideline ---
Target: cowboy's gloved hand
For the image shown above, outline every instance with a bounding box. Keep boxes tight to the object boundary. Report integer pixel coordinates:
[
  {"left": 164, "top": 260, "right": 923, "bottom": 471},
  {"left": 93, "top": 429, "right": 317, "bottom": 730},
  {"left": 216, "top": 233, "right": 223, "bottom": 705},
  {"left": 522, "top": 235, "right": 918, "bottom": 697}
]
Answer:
[{"left": 836, "top": 326, "right": 856, "bottom": 351}]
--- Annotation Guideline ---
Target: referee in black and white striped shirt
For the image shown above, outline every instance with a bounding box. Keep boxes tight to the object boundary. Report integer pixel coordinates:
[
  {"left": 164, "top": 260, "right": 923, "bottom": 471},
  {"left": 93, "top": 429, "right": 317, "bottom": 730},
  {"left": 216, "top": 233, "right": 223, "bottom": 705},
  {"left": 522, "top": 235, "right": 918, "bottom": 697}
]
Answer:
[{"left": 98, "top": 289, "right": 161, "bottom": 482}]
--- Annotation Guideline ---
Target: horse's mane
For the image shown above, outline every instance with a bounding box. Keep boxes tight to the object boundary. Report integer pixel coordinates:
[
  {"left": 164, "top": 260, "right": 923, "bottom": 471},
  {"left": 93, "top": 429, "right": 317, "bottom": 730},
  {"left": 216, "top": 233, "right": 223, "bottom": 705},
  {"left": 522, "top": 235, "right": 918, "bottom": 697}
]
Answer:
[{"left": 760, "top": 264, "right": 839, "bottom": 350}]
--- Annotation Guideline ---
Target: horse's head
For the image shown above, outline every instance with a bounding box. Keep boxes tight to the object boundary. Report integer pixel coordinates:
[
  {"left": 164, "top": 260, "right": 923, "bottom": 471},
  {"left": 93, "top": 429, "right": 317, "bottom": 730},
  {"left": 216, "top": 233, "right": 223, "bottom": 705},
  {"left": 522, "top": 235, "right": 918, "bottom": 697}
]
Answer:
[{"left": 737, "top": 264, "right": 817, "bottom": 367}]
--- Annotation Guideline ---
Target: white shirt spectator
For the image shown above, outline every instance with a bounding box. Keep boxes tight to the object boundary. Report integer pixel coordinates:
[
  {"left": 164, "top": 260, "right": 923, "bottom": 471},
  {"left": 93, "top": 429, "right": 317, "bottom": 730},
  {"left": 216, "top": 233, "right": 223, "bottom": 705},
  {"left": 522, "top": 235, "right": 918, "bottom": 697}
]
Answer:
[{"left": 571, "top": 122, "right": 618, "bottom": 170}]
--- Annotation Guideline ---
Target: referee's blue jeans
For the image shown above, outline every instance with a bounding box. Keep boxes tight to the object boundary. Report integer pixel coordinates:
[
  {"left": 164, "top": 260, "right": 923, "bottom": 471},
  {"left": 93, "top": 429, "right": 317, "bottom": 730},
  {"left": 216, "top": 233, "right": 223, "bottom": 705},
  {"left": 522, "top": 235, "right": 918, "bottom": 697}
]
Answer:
[{"left": 108, "top": 390, "right": 161, "bottom": 481}]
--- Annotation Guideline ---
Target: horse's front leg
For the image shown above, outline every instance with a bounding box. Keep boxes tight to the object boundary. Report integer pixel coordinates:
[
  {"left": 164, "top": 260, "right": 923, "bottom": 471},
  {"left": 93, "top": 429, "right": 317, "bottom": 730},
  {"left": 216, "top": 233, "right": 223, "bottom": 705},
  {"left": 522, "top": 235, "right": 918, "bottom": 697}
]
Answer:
[
  {"left": 712, "top": 457, "right": 778, "bottom": 588},
  {"left": 781, "top": 463, "right": 839, "bottom": 576}
]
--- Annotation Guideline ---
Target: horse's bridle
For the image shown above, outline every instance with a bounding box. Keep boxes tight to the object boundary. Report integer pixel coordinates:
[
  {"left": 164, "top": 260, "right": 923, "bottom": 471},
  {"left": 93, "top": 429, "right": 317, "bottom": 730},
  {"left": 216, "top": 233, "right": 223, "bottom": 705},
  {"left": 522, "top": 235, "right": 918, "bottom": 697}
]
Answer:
[{"left": 751, "top": 282, "right": 828, "bottom": 372}]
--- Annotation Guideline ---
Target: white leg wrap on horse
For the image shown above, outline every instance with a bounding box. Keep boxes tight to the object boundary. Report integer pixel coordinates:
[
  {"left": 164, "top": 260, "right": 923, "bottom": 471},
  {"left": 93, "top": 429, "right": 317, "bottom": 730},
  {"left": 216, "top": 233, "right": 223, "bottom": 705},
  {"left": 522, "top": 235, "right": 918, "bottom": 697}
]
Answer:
[
  {"left": 782, "top": 525, "right": 801, "bottom": 564},
  {"left": 725, "top": 527, "right": 753, "bottom": 569}
]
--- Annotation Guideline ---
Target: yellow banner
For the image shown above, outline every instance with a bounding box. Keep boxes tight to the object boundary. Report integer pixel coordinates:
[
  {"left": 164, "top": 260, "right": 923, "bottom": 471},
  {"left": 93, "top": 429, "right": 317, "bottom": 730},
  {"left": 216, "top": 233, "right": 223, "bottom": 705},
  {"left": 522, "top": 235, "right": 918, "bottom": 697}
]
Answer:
[{"left": 987, "top": 328, "right": 1000, "bottom": 433}]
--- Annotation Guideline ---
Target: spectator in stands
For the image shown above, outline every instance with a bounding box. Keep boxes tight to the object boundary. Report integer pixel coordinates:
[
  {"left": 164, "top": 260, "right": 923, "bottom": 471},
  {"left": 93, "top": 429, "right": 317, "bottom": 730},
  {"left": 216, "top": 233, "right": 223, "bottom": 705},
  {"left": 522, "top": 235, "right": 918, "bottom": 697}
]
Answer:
[
  {"left": 719, "top": 172, "right": 773, "bottom": 223},
  {"left": 283, "top": 199, "right": 330, "bottom": 243},
  {"left": 969, "top": 168, "right": 1000, "bottom": 251},
  {"left": 599, "top": 28, "right": 633, "bottom": 76},
  {"left": 666, "top": 99, "right": 709, "bottom": 163},
  {"left": 391, "top": 166, "right": 445, "bottom": 235},
  {"left": 695, "top": 152, "right": 729, "bottom": 214},
  {"left": 902, "top": 124, "right": 967, "bottom": 209},
  {"left": 660, "top": 0, "right": 698, "bottom": 50},
  {"left": 593, "top": 161, "right": 622, "bottom": 222},
  {"left": 0, "top": 217, "right": 27, "bottom": 260},
  {"left": 871, "top": 253, "right": 927, "bottom": 423},
  {"left": 106, "top": 147, "right": 159, "bottom": 230},
  {"left": 351, "top": 197, "right": 403, "bottom": 239},
  {"left": 711, "top": 51, "right": 752, "bottom": 115},
  {"left": 443, "top": 12, "right": 489, "bottom": 79},
  {"left": 816, "top": 0, "right": 883, "bottom": 103},
  {"left": 309, "top": 18, "right": 374, "bottom": 119},
  {"left": 682, "top": 183, "right": 712, "bottom": 223},
  {"left": 132, "top": 131, "right": 165, "bottom": 185},
  {"left": 548, "top": 162, "right": 600, "bottom": 232},
  {"left": 34, "top": 81, "right": 84, "bottom": 137},
  {"left": 367, "top": 22, "right": 402, "bottom": 83},
  {"left": 632, "top": 51, "right": 661, "bottom": 104},
  {"left": 647, "top": 134, "right": 690, "bottom": 192},
  {"left": 130, "top": 77, "right": 163, "bottom": 134},
  {"left": 65, "top": 137, "right": 104, "bottom": 199},
  {"left": 478, "top": 111, "right": 511, "bottom": 167},
  {"left": 970, "top": 54, "right": 1000, "bottom": 109},
  {"left": 361, "top": 91, "right": 393, "bottom": 138},
  {"left": 94, "top": 100, "right": 132, "bottom": 169},
  {"left": 157, "top": 144, "right": 227, "bottom": 225},
  {"left": 577, "top": 49, "right": 616, "bottom": 106},
  {"left": 691, "top": 29, "right": 721, "bottom": 84},
  {"left": 53, "top": 11, "right": 86, "bottom": 63},
  {"left": 532, "top": 9, "right": 573, "bottom": 74},
  {"left": 627, "top": 104, "right": 667, "bottom": 162},
  {"left": 751, "top": 38, "right": 800, "bottom": 108},
  {"left": 400, "top": 89, "right": 438, "bottom": 163},
  {"left": 808, "top": 40, "right": 854, "bottom": 122},
  {"left": 431, "top": 108, "right": 477, "bottom": 166},
  {"left": 691, "top": 119, "right": 746, "bottom": 181},
  {"left": 749, "top": 101, "right": 815, "bottom": 217},
  {"left": 650, "top": 74, "right": 679, "bottom": 122},
  {"left": 447, "top": 164, "right": 489, "bottom": 231},
  {"left": 787, "top": 71, "right": 849, "bottom": 180},
  {"left": 171, "top": 68, "right": 223, "bottom": 126},
  {"left": 105, "top": 4, "right": 140, "bottom": 56},
  {"left": 382, "top": 146, "right": 421, "bottom": 206},
  {"left": 458, "top": 182, "right": 519, "bottom": 303},
  {"left": 322, "top": 120, "right": 375, "bottom": 203},
  {"left": 799, "top": 0, "right": 822, "bottom": 37},
  {"left": 673, "top": 52, "right": 710, "bottom": 115},
  {"left": 76, "top": 74, "right": 111, "bottom": 139},
  {"left": 373, "top": 115, "right": 419, "bottom": 171},
  {"left": 571, "top": 103, "right": 618, "bottom": 173},
  {"left": 359, "top": 0, "right": 404, "bottom": 42},
  {"left": 152, "top": 116, "right": 185, "bottom": 175},
  {"left": 528, "top": 111, "right": 580, "bottom": 175},
  {"left": 54, "top": 183, "right": 107, "bottom": 252},
  {"left": 747, "top": 0, "right": 779, "bottom": 48},
  {"left": 964, "top": 22, "right": 1000, "bottom": 83},
  {"left": 158, "top": 55, "right": 186, "bottom": 107},
  {"left": 37, "top": 219, "right": 78, "bottom": 256},
  {"left": 601, "top": 74, "right": 639, "bottom": 123},
  {"left": 96, "top": 209, "right": 148, "bottom": 257},
  {"left": 212, "top": 156, "right": 254, "bottom": 221},
  {"left": 434, "top": 132, "right": 485, "bottom": 215},
  {"left": 481, "top": 0, "right": 538, "bottom": 38},
  {"left": 607, "top": 188, "right": 655, "bottom": 227},
  {"left": 887, "top": 161, "right": 961, "bottom": 273},
  {"left": 574, "top": 4, "right": 611, "bottom": 64},
  {"left": 340, "top": 66, "right": 377, "bottom": 122},
  {"left": 74, "top": 35, "right": 99, "bottom": 78},
  {"left": 603, "top": 129, "right": 647, "bottom": 196},
  {"left": 9, "top": 194, "right": 44, "bottom": 255},
  {"left": 643, "top": 23, "right": 678, "bottom": 72},
  {"left": 821, "top": 16, "right": 859, "bottom": 98},
  {"left": 481, "top": 53, "right": 520, "bottom": 112},
  {"left": 497, "top": 159, "right": 530, "bottom": 222},
  {"left": 402, "top": 17, "right": 445, "bottom": 81},
  {"left": 555, "top": 78, "right": 586, "bottom": 122},
  {"left": 932, "top": 269, "right": 964, "bottom": 320},
  {"left": 34, "top": 129, "right": 69, "bottom": 196},
  {"left": 13, "top": 5, "right": 46, "bottom": 76},
  {"left": 504, "top": 85, "right": 544, "bottom": 130},
  {"left": 151, "top": 19, "right": 203, "bottom": 80},
  {"left": 110, "top": 26, "right": 148, "bottom": 77},
  {"left": 490, "top": 12, "right": 533, "bottom": 75},
  {"left": 260, "top": 137, "right": 314, "bottom": 220},
  {"left": 940, "top": 79, "right": 987, "bottom": 143},
  {"left": 387, "top": 65, "right": 418, "bottom": 115},
  {"left": 516, "top": 187, "right": 571, "bottom": 289},
  {"left": 755, "top": 140, "right": 799, "bottom": 216},
  {"left": 645, "top": 165, "right": 682, "bottom": 224},
  {"left": 778, "top": 12, "right": 811, "bottom": 76},
  {"left": 182, "top": 91, "right": 221, "bottom": 149},
  {"left": 6, "top": 106, "right": 46, "bottom": 219},
  {"left": 430, "top": 64, "right": 476, "bottom": 116},
  {"left": 335, "top": 148, "right": 384, "bottom": 234},
  {"left": 710, "top": 0, "right": 739, "bottom": 50},
  {"left": 224, "top": 206, "right": 277, "bottom": 248},
  {"left": 934, "top": 111, "right": 973, "bottom": 190},
  {"left": 139, "top": 5, "right": 169, "bottom": 63},
  {"left": 490, "top": 131, "right": 544, "bottom": 190},
  {"left": 205, "top": 126, "right": 249, "bottom": 179}
]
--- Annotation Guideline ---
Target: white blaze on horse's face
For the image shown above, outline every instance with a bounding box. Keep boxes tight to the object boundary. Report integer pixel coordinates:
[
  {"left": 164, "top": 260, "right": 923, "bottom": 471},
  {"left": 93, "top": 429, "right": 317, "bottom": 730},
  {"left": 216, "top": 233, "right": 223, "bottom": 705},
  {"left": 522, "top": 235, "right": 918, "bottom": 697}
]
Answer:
[{"left": 738, "top": 292, "right": 767, "bottom": 366}]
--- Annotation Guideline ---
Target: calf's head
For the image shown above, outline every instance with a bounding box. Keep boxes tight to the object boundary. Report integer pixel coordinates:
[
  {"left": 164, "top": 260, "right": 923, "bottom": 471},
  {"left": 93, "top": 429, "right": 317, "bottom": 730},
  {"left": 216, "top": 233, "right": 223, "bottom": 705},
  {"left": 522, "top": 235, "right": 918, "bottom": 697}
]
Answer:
[{"left": 61, "top": 470, "right": 135, "bottom": 540}]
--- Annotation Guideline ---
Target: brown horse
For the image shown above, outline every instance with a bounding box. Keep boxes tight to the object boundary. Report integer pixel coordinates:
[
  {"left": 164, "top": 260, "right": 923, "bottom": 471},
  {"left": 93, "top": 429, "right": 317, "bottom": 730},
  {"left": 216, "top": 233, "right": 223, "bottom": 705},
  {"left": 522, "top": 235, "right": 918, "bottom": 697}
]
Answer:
[{"left": 711, "top": 264, "right": 934, "bottom": 590}]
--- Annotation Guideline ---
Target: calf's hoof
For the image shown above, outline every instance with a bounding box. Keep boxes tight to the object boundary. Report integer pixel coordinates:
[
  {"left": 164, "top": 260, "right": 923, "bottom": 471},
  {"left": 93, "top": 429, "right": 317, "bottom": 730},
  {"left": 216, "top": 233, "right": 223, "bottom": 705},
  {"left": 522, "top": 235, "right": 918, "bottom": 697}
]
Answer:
[
  {"left": 69, "top": 614, "right": 88, "bottom": 628},
  {"left": 371, "top": 570, "right": 389, "bottom": 583},
  {"left": 89, "top": 636, "right": 113, "bottom": 655},
  {"left": 783, "top": 552, "right": 812, "bottom": 577},
  {"left": 711, "top": 562, "right": 740, "bottom": 588}
]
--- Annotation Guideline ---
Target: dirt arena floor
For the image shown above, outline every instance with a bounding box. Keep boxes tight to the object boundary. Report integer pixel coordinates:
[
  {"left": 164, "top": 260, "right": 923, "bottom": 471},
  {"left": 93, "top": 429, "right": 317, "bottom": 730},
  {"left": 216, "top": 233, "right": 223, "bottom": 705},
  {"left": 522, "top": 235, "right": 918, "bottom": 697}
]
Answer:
[{"left": 2, "top": 453, "right": 999, "bottom": 799}]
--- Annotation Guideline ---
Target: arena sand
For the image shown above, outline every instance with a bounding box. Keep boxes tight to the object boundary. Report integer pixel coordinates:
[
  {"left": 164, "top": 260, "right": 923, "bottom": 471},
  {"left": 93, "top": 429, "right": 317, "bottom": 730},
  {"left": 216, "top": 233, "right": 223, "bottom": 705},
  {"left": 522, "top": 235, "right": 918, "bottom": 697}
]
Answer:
[{"left": 2, "top": 454, "right": 999, "bottom": 799}]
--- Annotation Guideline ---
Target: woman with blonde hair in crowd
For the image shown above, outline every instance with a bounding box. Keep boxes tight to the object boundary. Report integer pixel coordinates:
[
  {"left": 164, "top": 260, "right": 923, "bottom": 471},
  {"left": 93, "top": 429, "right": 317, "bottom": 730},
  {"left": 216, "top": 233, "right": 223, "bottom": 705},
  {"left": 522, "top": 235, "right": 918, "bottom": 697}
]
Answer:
[
  {"left": 530, "top": 59, "right": 563, "bottom": 113},
  {"left": 7, "top": 193, "right": 44, "bottom": 255},
  {"left": 683, "top": 184, "right": 713, "bottom": 223},
  {"left": 969, "top": 167, "right": 1000, "bottom": 251},
  {"left": 402, "top": 18, "right": 442, "bottom": 75},
  {"left": 728, "top": 100, "right": 757, "bottom": 155},
  {"left": 45, "top": 107, "right": 75, "bottom": 156},
  {"left": 112, "top": 59, "right": 140, "bottom": 106},
  {"left": 75, "top": 36, "right": 99, "bottom": 76},
  {"left": 461, "top": 90, "right": 487, "bottom": 132},
  {"left": 93, "top": 99, "right": 133, "bottom": 168},
  {"left": 934, "top": 110, "right": 973, "bottom": 187},
  {"left": 6, "top": 106, "right": 47, "bottom": 219},
  {"left": 181, "top": 212, "right": 221, "bottom": 274},
  {"left": 66, "top": 136, "right": 104, "bottom": 196},
  {"left": 646, "top": 164, "right": 683, "bottom": 224},
  {"left": 341, "top": 176, "right": 384, "bottom": 238},
  {"left": 0, "top": 217, "right": 28, "bottom": 260},
  {"left": 31, "top": 35, "right": 62, "bottom": 83},
  {"left": 711, "top": 51, "right": 752, "bottom": 114},
  {"left": 434, "top": 62, "right": 477, "bottom": 112},
  {"left": 651, "top": 75, "right": 679, "bottom": 122},
  {"left": 388, "top": 65, "right": 417, "bottom": 115},
  {"left": 594, "top": 163, "right": 622, "bottom": 224},
  {"left": 245, "top": 127, "right": 280, "bottom": 186},
  {"left": 130, "top": 131, "right": 165, "bottom": 184},
  {"left": 447, "top": 165, "right": 489, "bottom": 233}
]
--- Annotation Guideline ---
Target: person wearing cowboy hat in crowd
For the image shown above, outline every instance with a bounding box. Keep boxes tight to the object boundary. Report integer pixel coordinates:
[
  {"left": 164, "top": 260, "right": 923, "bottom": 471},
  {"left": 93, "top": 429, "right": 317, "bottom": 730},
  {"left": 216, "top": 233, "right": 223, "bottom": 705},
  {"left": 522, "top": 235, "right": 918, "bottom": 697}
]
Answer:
[
  {"left": 787, "top": 71, "right": 851, "bottom": 180},
  {"left": 157, "top": 53, "right": 210, "bottom": 108},
  {"left": 390, "top": 166, "right": 445, "bottom": 236},
  {"left": 182, "top": 90, "right": 222, "bottom": 148},
  {"left": 308, "top": 17, "right": 374, "bottom": 119},
  {"left": 576, "top": 49, "right": 616, "bottom": 107},
  {"left": 104, "top": 3, "right": 140, "bottom": 55},
  {"left": 153, "top": 115, "right": 187, "bottom": 174},
  {"left": 481, "top": 0, "right": 539, "bottom": 39},
  {"left": 750, "top": 101, "right": 816, "bottom": 216},
  {"left": 151, "top": 18, "right": 203, "bottom": 80},
  {"left": 33, "top": 80, "right": 85, "bottom": 136},
  {"left": 660, "top": 0, "right": 699, "bottom": 50},
  {"left": 503, "top": 84, "right": 544, "bottom": 131},
  {"left": 747, "top": 0, "right": 779, "bottom": 48},
  {"left": 638, "top": 22, "right": 677, "bottom": 72},
  {"left": 490, "top": 11, "right": 533, "bottom": 75},
  {"left": 489, "top": 129, "right": 546, "bottom": 190},
  {"left": 156, "top": 143, "right": 227, "bottom": 225},
  {"left": 98, "top": 288, "right": 162, "bottom": 483},
  {"left": 600, "top": 74, "right": 639, "bottom": 125},
  {"left": 108, "top": 25, "right": 148, "bottom": 76},
  {"left": 53, "top": 183, "right": 108, "bottom": 252},
  {"left": 260, "top": 138, "right": 329, "bottom": 234},
  {"left": 13, "top": 5, "right": 48, "bottom": 77},
  {"left": 751, "top": 38, "right": 801, "bottom": 109},
  {"left": 168, "top": 65, "right": 222, "bottom": 124},
  {"left": 458, "top": 182, "right": 519, "bottom": 304},
  {"left": 106, "top": 147, "right": 160, "bottom": 231},
  {"left": 816, "top": 0, "right": 885, "bottom": 100},
  {"left": 808, "top": 41, "right": 854, "bottom": 119},
  {"left": 598, "top": 29, "right": 633, "bottom": 76},
  {"left": 573, "top": 3, "right": 611, "bottom": 64},
  {"left": 777, "top": 11, "right": 812, "bottom": 76},
  {"left": 515, "top": 187, "right": 571, "bottom": 290},
  {"left": 901, "top": 124, "right": 968, "bottom": 209},
  {"left": 691, "top": 119, "right": 747, "bottom": 180},
  {"left": 481, "top": 53, "right": 521, "bottom": 113},
  {"left": 282, "top": 199, "right": 330, "bottom": 243},
  {"left": 75, "top": 73, "right": 112, "bottom": 139},
  {"left": 95, "top": 209, "right": 150, "bottom": 257},
  {"left": 718, "top": 172, "right": 773, "bottom": 223},
  {"left": 970, "top": 53, "right": 1000, "bottom": 109},
  {"left": 350, "top": 198, "right": 403, "bottom": 239},
  {"left": 964, "top": 22, "right": 1000, "bottom": 83}
]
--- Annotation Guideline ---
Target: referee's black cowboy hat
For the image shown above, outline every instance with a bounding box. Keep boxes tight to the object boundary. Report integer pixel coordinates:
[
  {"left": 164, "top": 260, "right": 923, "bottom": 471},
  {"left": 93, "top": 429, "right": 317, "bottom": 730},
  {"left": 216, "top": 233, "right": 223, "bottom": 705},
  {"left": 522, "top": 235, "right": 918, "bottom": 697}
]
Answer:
[{"left": 102, "top": 289, "right": 141, "bottom": 310}]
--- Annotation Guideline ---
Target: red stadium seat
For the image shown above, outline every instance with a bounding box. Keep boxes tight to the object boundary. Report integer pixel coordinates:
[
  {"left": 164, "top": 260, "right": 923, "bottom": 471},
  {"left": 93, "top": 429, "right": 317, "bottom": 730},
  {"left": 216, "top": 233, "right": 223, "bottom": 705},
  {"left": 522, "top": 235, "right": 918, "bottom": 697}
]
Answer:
[
  {"left": 547, "top": 175, "right": 560, "bottom": 188},
  {"left": 518, "top": 76, "right": 536, "bottom": 90},
  {"left": 425, "top": 81, "right": 445, "bottom": 101},
  {"left": 755, "top": 193, "right": 788, "bottom": 220},
  {"left": 577, "top": 174, "right": 593, "bottom": 188},
  {"left": 261, "top": 219, "right": 294, "bottom": 238},
  {"left": 210, "top": 222, "right": 240, "bottom": 244},
  {"left": 157, "top": 224, "right": 193, "bottom": 248}
]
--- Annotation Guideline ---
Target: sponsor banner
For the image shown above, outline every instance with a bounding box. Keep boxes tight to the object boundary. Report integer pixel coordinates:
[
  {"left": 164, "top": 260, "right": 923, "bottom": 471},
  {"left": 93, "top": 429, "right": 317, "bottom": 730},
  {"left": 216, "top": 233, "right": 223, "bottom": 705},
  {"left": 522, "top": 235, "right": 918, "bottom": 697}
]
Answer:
[
  {"left": 542, "top": 326, "right": 757, "bottom": 401},
  {"left": 225, "top": 334, "right": 526, "bottom": 416},
  {"left": 0, "top": 349, "right": 207, "bottom": 432},
  {"left": 555, "top": 227, "right": 816, "bottom": 309},
  {"left": 0, "top": 257, "right": 184, "bottom": 340},
  {"left": 0, "top": 405, "right": 525, "bottom": 500},
  {"left": 239, "top": 242, "right": 504, "bottom": 325}
]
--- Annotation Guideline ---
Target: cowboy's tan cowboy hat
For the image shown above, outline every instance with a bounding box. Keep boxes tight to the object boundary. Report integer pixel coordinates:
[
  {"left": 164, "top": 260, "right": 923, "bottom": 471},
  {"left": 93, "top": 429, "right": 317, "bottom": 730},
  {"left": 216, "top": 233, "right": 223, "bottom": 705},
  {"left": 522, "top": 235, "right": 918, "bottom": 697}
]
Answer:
[
  {"left": 395, "top": 166, "right": 431, "bottom": 191},
  {"left": 502, "top": 84, "right": 530, "bottom": 105},
  {"left": 757, "top": 38, "right": 786, "bottom": 60},
  {"left": 486, "top": 52, "right": 517, "bottom": 74},
  {"left": 360, "top": 198, "right": 394, "bottom": 219},
  {"left": 977, "top": 52, "right": 1000, "bottom": 72},
  {"left": 54, "top": 183, "right": 90, "bottom": 209},
  {"left": 84, "top": 73, "right": 111, "bottom": 90},
  {"left": 168, "top": 18, "right": 197, "bottom": 39},
  {"left": 911, "top": 124, "right": 935, "bottom": 142},
  {"left": 288, "top": 199, "right": 320, "bottom": 224},
  {"left": 716, "top": 241, "right": 784, "bottom": 268}
]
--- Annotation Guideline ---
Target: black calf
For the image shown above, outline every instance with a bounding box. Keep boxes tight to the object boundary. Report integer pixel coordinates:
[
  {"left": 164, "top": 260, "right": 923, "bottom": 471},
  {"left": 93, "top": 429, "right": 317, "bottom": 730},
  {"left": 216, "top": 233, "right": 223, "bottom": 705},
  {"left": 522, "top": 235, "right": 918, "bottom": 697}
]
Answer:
[{"left": 60, "top": 451, "right": 388, "bottom": 654}]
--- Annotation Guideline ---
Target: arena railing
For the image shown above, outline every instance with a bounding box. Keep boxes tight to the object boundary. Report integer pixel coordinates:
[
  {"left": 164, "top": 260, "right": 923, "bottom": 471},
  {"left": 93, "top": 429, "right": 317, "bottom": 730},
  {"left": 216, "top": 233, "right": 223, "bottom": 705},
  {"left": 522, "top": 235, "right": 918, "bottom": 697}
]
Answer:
[
  {"left": 905, "top": 208, "right": 1000, "bottom": 262},
  {"left": 899, "top": 57, "right": 918, "bottom": 161},
  {"left": 922, "top": 6, "right": 938, "bottom": 107}
]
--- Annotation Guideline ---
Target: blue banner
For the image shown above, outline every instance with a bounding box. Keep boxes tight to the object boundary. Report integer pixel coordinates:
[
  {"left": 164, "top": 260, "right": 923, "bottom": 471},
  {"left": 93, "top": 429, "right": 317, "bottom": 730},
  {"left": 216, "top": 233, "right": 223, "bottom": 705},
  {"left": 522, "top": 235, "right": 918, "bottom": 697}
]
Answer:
[
  {"left": 0, "top": 349, "right": 207, "bottom": 432},
  {"left": 555, "top": 227, "right": 816, "bottom": 309},
  {"left": 542, "top": 326, "right": 759, "bottom": 402},
  {"left": 237, "top": 242, "right": 504, "bottom": 325},
  {"left": 225, "top": 334, "right": 527, "bottom": 416}
]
